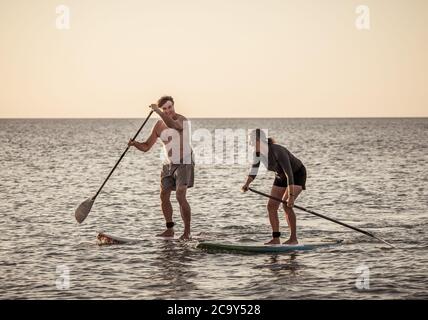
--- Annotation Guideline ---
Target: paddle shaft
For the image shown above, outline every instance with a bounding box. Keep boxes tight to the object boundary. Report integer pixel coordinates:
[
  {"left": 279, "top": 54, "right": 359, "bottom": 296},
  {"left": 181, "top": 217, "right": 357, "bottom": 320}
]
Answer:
[
  {"left": 93, "top": 110, "right": 154, "bottom": 200},
  {"left": 248, "top": 188, "right": 395, "bottom": 247}
]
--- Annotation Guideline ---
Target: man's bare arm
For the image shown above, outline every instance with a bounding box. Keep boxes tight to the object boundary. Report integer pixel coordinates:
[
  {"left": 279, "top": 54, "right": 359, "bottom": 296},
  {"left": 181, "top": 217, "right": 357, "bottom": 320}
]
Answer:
[
  {"left": 157, "top": 112, "right": 184, "bottom": 131},
  {"left": 128, "top": 121, "right": 159, "bottom": 152}
]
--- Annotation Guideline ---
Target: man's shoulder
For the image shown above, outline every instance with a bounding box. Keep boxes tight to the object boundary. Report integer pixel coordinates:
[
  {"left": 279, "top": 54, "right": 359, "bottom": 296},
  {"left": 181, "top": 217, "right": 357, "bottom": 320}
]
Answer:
[
  {"left": 154, "top": 119, "right": 166, "bottom": 134},
  {"left": 175, "top": 113, "right": 189, "bottom": 121},
  {"left": 154, "top": 119, "right": 163, "bottom": 128}
]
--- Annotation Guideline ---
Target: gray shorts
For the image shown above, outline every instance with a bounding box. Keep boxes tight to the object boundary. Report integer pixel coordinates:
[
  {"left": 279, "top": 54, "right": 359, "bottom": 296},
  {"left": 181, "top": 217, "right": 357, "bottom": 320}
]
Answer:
[{"left": 160, "top": 163, "right": 195, "bottom": 191}]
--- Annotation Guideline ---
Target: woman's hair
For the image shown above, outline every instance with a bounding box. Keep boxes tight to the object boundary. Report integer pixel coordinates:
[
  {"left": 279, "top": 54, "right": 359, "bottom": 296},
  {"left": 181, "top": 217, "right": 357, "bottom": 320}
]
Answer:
[{"left": 251, "top": 128, "right": 275, "bottom": 145}]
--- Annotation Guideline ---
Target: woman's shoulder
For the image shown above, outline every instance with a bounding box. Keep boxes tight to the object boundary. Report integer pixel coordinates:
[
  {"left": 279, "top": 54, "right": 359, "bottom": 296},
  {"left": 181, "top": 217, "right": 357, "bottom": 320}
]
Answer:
[
  {"left": 270, "top": 143, "right": 286, "bottom": 151},
  {"left": 270, "top": 143, "right": 290, "bottom": 157}
]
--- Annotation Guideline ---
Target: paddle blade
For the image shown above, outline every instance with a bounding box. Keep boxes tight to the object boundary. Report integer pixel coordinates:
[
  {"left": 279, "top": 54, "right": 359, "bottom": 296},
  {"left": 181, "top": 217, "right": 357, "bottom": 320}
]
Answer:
[{"left": 75, "top": 197, "right": 95, "bottom": 224}]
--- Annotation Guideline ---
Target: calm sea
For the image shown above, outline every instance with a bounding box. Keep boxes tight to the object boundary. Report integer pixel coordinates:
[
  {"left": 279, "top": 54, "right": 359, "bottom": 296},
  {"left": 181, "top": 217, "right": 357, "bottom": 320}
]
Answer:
[{"left": 0, "top": 118, "right": 427, "bottom": 299}]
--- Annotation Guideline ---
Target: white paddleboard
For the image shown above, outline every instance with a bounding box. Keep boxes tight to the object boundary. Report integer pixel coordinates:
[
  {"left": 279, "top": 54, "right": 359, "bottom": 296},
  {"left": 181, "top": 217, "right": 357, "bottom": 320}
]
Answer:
[{"left": 96, "top": 232, "right": 192, "bottom": 245}]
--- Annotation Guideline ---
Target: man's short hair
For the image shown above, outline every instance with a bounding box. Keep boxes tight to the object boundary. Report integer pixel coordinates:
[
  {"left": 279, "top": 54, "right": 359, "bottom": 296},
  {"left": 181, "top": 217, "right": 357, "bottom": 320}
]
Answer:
[{"left": 158, "top": 96, "right": 174, "bottom": 108}]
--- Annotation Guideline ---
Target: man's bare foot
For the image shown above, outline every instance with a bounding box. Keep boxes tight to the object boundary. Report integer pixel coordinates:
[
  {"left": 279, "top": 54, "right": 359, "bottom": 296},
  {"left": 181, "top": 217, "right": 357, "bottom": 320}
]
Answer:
[
  {"left": 156, "top": 229, "right": 174, "bottom": 238},
  {"left": 283, "top": 238, "right": 298, "bottom": 245},
  {"left": 265, "top": 238, "right": 281, "bottom": 245},
  {"left": 179, "top": 233, "right": 191, "bottom": 241}
]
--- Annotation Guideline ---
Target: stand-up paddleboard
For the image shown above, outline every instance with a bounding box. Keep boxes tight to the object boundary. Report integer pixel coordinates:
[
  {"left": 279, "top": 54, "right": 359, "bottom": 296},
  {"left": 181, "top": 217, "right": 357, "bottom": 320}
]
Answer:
[
  {"left": 197, "top": 240, "right": 343, "bottom": 253},
  {"left": 97, "top": 232, "right": 142, "bottom": 245},
  {"left": 96, "top": 232, "right": 189, "bottom": 245}
]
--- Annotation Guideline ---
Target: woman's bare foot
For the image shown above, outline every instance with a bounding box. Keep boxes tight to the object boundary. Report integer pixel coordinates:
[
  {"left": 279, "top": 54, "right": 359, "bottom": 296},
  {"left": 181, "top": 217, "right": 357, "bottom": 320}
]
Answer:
[
  {"left": 157, "top": 229, "right": 174, "bottom": 238},
  {"left": 283, "top": 238, "right": 298, "bottom": 245},
  {"left": 265, "top": 238, "right": 281, "bottom": 245}
]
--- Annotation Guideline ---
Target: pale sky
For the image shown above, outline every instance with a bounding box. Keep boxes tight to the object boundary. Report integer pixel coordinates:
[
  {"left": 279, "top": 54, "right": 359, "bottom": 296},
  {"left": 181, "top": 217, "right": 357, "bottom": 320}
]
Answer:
[{"left": 0, "top": 0, "right": 427, "bottom": 118}]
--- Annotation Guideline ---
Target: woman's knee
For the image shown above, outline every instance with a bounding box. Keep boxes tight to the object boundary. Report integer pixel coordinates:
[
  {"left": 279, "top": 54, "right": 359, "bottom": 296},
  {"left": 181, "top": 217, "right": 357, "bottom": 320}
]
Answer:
[
  {"left": 267, "top": 201, "right": 280, "bottom": 212},
  {"left": 283, "top": 204, "right": 294, "bottom": 214}
]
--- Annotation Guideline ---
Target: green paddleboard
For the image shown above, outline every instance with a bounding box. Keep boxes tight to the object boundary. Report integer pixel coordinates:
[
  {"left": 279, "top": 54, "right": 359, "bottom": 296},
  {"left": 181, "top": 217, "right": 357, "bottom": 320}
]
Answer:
[{"left": 197, "top": 240, "right": 343, "bottom": 253}]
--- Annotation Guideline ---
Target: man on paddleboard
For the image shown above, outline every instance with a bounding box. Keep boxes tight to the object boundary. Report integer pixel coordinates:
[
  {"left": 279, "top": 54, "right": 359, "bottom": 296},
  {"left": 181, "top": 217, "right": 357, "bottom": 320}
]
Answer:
[
  {"left": 128, "top": 96, "right": 194, "bottom": 240},
  {"left": 241, "top": 129, "right": 306, "bottom": 245}
]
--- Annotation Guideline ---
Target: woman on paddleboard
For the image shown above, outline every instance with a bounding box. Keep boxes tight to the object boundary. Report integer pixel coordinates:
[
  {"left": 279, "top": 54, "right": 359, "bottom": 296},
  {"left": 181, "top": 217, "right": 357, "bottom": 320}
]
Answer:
[{"left": 241, "top": 129, "right": 307, "bottom": 245}]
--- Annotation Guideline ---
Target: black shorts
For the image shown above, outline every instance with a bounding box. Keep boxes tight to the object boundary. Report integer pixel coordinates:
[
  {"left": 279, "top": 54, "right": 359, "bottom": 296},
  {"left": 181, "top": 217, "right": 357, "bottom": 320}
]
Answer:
[{"left": 273, "top": 165, "right": 306, "bottom": 190}]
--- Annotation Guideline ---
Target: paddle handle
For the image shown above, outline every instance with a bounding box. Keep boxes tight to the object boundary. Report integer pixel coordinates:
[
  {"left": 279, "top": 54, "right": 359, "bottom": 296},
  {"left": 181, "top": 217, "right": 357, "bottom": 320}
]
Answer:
[{"left": 93, "top": 110, "right": 154, "bottom": 200}]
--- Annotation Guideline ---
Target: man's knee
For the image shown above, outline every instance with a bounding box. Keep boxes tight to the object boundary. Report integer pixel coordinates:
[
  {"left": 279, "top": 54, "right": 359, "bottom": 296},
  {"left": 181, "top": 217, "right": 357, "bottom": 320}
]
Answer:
[
  {"left": 160, "top": 190, "right": 171, "bottom": 202},
  {"left": 176, "top": 187, "right": 188, "bottom": 204}
]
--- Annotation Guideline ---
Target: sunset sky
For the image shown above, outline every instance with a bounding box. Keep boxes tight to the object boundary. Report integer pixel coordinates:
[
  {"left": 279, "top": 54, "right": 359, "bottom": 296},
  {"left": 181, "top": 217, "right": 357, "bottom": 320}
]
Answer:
[{"left": 0, "top": 0, "right": 427, "bottom": 118}]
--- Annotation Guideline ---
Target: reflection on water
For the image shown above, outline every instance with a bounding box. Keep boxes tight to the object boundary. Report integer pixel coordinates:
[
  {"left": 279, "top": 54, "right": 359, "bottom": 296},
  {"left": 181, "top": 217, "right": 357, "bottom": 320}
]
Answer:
[
  {"left": 154, "top": 241, "right": 200, "bottom": 297},
  {"left": 256, "top": 254, "right": 300, "bottom": 273}
]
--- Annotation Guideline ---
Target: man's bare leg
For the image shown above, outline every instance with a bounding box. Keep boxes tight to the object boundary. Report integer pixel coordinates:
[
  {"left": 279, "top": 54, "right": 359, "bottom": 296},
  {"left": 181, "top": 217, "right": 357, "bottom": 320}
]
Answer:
[
  {"left": 176, "top": 186, "right": 191, "bottom": 240},
  {"left": 157, "top": 188, "right": 174, "bottom": 237}
]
